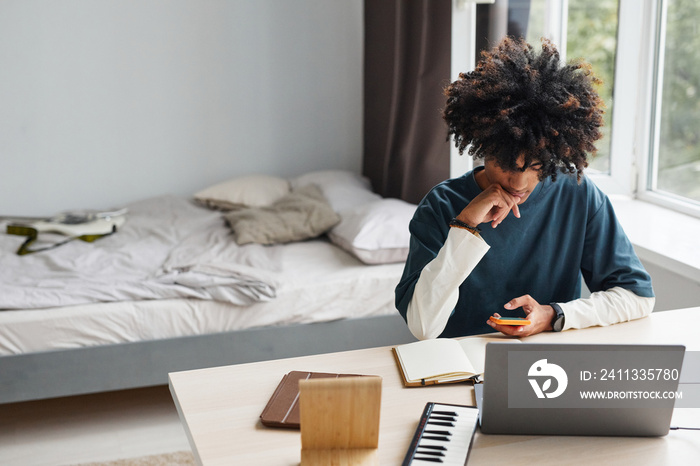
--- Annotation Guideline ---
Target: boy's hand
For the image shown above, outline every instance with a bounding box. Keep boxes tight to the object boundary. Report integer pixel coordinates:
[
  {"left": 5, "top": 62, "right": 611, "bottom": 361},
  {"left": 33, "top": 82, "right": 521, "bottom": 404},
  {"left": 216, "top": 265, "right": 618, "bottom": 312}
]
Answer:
[
  {"left": 457, "top": 184, "right": 521, "bottom": 229},
  {"left": 486, "top": 295, "right": 556, "bottom": 337}
]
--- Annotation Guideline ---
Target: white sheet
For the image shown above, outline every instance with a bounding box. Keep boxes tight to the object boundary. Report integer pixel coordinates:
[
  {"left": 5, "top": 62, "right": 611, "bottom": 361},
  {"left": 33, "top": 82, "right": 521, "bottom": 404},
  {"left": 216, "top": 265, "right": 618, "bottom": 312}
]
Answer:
[
  {"left": 0, "top": 195, "right": 279, "bottom": 309},
  {"left": 0, "top": 238, "right": 405, "bottom": 356}
]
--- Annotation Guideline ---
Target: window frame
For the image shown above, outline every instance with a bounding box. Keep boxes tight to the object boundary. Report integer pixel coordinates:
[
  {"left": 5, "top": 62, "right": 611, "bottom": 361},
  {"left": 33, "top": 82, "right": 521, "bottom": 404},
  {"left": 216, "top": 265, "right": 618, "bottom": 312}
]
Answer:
[
  {"left": 633, "top": 0, "right": 700, "bottom": 217},
  {"left": 584, "top": 0, "right": 645, "bottom": 196}
]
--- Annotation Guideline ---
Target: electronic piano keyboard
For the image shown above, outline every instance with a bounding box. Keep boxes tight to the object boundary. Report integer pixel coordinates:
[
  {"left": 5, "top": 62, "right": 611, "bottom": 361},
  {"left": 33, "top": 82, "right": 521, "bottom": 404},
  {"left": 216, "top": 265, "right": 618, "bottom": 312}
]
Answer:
[{"left": 402, "top": 402, "right": 479, "bottom": 465}]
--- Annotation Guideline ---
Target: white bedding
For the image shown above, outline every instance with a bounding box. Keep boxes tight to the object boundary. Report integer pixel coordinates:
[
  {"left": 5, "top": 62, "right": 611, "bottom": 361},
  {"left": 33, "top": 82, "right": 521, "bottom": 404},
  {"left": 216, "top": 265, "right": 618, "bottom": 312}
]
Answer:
[
  {"left": 0, "top": 236, "right": 405, "bottom": 356},
  {"left": 0, "top": 195, "right": 280, "bottom": 309}
]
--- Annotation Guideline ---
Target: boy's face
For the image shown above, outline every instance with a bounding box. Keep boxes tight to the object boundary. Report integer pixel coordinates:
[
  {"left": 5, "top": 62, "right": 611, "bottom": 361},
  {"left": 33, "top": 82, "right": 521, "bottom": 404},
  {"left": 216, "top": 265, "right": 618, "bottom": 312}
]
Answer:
[{"left": 480, "top": 155, "right": 543, "bottom": 205}]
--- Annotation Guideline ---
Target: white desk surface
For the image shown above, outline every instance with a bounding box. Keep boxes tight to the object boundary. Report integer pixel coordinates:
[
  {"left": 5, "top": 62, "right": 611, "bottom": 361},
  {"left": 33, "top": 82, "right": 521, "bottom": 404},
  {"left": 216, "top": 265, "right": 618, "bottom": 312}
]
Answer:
[{"left": 169, "top": 307, "right": 700, "bottom": 465}]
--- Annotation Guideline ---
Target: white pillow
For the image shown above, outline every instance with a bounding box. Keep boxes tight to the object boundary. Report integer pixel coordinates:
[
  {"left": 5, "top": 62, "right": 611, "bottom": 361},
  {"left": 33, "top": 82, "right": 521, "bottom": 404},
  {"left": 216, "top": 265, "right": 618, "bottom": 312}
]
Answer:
[
  {"left": 328, "top": 198, "right": 417, "bottom": 264},
  {"left": 290, "top": 170, "right": 381, "bottom": 212},
  {"left": 194, "top": 174, "right": 290, "bottom": 211}
]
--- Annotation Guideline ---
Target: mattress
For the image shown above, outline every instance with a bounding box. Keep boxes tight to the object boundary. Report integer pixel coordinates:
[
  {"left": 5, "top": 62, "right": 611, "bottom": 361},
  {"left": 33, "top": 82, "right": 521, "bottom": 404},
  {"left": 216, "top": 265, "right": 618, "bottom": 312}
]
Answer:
[{"left": 0, "top": 238, "right": 405, "bottom": 356}]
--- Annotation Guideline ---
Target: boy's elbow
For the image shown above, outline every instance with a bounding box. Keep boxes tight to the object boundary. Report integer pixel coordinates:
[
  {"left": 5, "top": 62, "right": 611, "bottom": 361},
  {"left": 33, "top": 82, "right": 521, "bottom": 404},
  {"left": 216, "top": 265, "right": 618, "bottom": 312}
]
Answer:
[{"left": 407, "top": 305, "right": 442, "bottom": 340}]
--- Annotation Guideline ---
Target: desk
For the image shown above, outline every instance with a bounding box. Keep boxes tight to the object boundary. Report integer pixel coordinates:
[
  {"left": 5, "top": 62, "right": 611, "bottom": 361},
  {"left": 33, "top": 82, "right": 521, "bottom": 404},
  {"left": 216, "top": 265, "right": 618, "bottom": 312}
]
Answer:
[{"left": 169, "top": 307, "right": 700, "bottom": 465}]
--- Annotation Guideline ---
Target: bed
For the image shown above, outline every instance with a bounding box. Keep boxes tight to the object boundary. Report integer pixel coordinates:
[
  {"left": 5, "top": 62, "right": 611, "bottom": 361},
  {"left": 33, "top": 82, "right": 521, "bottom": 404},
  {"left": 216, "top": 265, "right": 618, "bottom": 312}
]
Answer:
[{"left": 0, "top": 170, "right": 418, "bottom": 404}]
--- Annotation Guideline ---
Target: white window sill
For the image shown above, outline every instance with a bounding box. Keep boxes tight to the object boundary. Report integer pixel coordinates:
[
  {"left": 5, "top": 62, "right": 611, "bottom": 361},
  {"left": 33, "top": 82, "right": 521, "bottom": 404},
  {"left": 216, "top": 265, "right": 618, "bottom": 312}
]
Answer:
[{"left": 610, "top": 196, "right": 700, "bottom": 283}]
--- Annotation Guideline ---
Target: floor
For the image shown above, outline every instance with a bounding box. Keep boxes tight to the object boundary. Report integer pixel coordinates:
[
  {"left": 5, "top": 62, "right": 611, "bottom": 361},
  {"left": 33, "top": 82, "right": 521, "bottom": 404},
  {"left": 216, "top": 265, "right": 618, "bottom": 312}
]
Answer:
[{"left": 0, "top": 386, "right": 191, "bottom": 466}]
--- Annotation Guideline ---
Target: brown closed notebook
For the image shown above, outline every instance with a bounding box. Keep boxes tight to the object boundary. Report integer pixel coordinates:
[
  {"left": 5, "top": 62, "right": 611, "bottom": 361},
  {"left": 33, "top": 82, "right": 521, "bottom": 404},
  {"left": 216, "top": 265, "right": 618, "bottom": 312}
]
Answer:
[{"left": 260, "top": 371, "right": 364, "bottom": 428}]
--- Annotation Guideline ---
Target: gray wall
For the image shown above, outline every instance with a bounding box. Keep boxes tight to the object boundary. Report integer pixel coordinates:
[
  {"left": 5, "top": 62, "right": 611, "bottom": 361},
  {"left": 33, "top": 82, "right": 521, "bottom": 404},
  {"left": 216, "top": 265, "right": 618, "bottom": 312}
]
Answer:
[
  {"left": 580, "top": 258, "right": 700, "bottom": 312},
  {"left": 580, "top": 258, "right": 700, "bottom": 311},
  {"left": 0, "top": 0, "right": 363, "bottom": 216},
  {"left": 643, "top": 261, "right": 700, "bottom": 312}
]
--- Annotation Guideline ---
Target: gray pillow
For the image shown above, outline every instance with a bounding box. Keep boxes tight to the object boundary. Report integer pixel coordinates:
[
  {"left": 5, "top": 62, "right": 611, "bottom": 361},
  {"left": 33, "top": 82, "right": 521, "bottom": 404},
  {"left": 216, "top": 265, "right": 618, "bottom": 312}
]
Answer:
[{"left": 224, "top": 184, "right": 340, "bottom": 245}]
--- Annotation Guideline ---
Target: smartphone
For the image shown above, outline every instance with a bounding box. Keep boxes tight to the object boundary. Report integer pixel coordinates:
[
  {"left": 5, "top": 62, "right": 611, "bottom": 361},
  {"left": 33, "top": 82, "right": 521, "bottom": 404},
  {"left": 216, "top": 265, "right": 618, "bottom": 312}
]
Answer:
[{"left": 489, "top": 316, "right": 531, "bottom": 326}]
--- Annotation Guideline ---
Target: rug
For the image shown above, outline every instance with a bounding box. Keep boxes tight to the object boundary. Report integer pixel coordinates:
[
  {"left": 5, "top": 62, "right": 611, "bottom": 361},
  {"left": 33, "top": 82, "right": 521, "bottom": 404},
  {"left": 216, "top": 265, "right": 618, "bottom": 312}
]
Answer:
[{"left": 73, "top": 451, "right": 195, "bottom": 466}]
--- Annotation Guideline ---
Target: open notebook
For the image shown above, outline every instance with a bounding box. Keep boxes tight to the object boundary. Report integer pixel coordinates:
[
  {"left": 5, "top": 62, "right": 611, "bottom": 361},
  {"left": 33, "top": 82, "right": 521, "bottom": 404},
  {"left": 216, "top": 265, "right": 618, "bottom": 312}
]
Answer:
[{"left": 392, "top": 336, "right": 519, "bottom": 387}]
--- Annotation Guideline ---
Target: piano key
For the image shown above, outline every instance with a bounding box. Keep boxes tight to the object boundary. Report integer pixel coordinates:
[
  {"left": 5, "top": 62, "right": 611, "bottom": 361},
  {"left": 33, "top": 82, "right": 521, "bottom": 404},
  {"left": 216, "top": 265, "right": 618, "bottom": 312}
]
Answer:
[
  {"left": 418, "top": 437, "right": 468, "bottom": 450},
  {"left": 402, "top": 402, "right": 479, "bottom": 465},
  {"left": 421, "top": 435, "right": 451, "bottom": 442},
  {"left": 427, "top": 420, "right": 455, "bottom": 427},
  {"left": 418, "top": 442, "right": 468, "bottom": 456},
  {"left": 417, "top": 445, "right": 447, "bottom": 451},
  {"left": 424, "top": 430, "right": 452, "bottom": 436}
]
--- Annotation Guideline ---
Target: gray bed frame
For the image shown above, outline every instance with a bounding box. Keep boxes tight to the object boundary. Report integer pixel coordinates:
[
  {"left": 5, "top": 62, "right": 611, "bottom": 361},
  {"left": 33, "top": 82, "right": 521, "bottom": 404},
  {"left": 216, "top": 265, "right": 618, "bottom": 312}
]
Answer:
[{"left": 0, "top": 313, "right": 415, "bottom": 405}]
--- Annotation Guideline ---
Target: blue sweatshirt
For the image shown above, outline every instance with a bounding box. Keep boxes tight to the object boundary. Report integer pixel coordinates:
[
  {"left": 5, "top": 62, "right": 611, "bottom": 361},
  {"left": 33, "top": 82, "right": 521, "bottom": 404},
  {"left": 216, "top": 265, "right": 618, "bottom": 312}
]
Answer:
[{"left": 395, "top": 167, "right": 654, "bottom": 338}]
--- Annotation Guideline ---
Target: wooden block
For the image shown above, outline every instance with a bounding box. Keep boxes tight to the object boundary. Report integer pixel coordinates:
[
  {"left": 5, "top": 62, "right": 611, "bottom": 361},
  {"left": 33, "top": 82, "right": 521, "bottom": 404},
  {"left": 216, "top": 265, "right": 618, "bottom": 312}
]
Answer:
[
  {"left": 299, "top": 376, "right": 382, "bottom": 465},
  {"left": 301, "top": 448, "right": 378, "bottom": 466}
]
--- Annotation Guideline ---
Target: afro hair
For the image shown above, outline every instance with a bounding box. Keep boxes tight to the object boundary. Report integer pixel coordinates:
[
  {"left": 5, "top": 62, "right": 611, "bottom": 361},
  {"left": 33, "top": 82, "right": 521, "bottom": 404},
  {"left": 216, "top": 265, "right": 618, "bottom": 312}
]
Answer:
[{"left": 443, "top": 37, "right": 605, "bottom": 181}]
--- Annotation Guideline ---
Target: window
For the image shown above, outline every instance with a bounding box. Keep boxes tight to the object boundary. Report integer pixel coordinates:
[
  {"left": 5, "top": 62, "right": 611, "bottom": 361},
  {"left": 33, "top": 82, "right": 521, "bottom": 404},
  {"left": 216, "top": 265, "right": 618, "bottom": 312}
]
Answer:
[
  {"left": 563, "top": 0, "right": 619, "bottom": 175},
  {"left": 647, "top": 0, "right": 700, "bottom": 208},
  {"left": 464, "top": 0, "right": 624, "bottom": 188},
  {"left": 452, "top": 0, "right": 700, "bottom": 217},
  {"left": 535, "top": 0, "right": 700, "bottom": 216},
  {"left": 524, "top": 0, "right": 621, "bottom": 185}
]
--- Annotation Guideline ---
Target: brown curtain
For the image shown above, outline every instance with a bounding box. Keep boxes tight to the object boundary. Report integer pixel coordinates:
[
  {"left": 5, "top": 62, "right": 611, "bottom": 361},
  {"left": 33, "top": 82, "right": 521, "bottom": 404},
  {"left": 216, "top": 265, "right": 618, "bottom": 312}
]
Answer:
[{"left": 363, "top": 0, "right": 452, "bottom": 205}]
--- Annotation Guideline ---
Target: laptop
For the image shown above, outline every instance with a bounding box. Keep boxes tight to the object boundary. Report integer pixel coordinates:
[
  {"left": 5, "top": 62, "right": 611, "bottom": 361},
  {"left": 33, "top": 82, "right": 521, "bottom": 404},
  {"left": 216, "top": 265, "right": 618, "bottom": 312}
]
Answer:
[{"left": 476, "top": 342, "right": 685, "bottom": 437}]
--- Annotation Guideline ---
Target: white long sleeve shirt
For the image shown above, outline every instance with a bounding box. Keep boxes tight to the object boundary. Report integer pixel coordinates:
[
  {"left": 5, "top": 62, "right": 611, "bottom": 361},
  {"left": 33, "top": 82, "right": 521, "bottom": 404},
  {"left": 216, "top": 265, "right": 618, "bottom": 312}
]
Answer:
[{"left": 406, "top": 227, "right": 655, "bottom": 340}]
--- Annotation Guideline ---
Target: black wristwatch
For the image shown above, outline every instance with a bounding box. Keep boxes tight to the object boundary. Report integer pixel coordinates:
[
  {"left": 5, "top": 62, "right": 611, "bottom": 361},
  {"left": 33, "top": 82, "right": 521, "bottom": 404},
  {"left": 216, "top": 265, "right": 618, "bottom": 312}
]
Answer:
[{"left": 550, "top": 303, "right": 565, "bottom": 332}]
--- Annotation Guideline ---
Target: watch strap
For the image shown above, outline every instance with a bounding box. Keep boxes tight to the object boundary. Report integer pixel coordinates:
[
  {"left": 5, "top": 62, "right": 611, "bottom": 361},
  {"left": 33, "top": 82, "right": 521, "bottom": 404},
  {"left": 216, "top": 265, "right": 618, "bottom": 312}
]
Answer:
[{"left": 550, "top": 302, "right": 565, "bottom": 332}]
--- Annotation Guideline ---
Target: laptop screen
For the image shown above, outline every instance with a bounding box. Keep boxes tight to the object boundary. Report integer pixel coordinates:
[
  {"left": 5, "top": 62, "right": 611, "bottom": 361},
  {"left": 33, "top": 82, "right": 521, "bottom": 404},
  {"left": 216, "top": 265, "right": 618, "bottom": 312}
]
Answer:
[{"left": 479, "top": 343, "right": 685, "bottom": 437}]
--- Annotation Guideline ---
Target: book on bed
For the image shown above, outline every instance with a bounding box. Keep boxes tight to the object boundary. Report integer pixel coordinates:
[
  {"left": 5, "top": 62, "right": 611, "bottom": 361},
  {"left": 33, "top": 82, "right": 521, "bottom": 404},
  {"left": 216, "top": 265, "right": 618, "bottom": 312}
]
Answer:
[{"left": 392, "top": 336, "right": 520, "bottom": 387}]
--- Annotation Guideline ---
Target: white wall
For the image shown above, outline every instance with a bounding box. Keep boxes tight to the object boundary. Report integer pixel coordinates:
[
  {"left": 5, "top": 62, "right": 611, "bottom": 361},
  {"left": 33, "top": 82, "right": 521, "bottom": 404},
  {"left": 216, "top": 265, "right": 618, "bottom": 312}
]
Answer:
[
  {"left": 642, "top": 261, "right": 700, "bottom": 312},
  {"left": 0, "top": 0, "right": 363, "bottom": 216}
]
